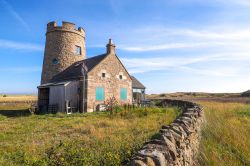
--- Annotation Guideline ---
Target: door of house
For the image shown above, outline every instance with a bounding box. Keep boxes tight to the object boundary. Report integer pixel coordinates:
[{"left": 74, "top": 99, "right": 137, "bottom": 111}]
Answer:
[{"left": 38, "top": 88, "right": 50, "bottom": 113}]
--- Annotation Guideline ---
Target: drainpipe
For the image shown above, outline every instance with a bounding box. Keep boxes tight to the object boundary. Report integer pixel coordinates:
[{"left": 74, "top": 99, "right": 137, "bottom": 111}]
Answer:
[{"left": 81, "top": 63, "right": 88, "bottom": 113}]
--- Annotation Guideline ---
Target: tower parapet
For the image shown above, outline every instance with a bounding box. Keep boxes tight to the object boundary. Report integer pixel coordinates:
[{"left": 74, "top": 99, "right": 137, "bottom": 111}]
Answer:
[
  {"left": 46, "top": 21, "right": 85, "bottom": 37},
  {"left": 41, "top": 21, "right": 86, "bottom": 84}
]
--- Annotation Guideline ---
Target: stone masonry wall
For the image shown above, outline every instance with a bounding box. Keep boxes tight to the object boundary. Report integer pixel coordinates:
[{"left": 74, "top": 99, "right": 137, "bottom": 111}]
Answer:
[
  {"left": 127, "top": 99, "right": 204, "bottom": 166},
  {"left": 86, "top": 53, "right": 132, "bottom": 112},
  {"left": 41, "top": 21, "right": 86, "bottom": 84}
]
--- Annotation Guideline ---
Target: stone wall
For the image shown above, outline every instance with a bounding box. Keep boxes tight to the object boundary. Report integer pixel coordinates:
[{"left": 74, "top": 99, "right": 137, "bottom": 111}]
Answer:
[{"left": 127, "top": 99, "right": 204, "bottom": 166}]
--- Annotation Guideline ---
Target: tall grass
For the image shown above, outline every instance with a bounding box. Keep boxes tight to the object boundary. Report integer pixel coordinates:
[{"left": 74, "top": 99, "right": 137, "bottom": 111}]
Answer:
[
  {"left": 198, "top": 102, "right": 250, "bottom": 166},
  {"left": 0, "top": 105, "right": 180, "bottom": 165}
]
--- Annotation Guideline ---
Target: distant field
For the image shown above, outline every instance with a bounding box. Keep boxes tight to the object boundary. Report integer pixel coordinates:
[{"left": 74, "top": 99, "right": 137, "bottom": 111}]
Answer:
[
  {"left": 0, "top": 95, "right": 37, "bottom": 103},
  {"left": 148, "top": 92, "right": 241, "bottom": 99},
  {"left": 0, "top": 104, "right": 180, "bottom": 165},
  {"left": 147, "top": 92, "right": 250, "bottom": 103}
]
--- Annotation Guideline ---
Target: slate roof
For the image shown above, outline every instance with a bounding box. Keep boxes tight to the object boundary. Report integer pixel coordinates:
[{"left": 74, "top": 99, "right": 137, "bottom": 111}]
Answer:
[
  {"left": 49, "top": 54, "right": 146, "bottom": 90},
  {"left": 50, "top": 54, "right": 107, "bottom": 82},
  {"left": 131, "top": 76, "right": 146, "bottom": 89}
]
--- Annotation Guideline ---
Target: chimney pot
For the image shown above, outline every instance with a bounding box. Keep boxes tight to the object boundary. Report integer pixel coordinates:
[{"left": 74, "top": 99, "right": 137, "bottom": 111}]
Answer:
[{"left": 106, "top": 38, "right": 116, "bottom": 54}]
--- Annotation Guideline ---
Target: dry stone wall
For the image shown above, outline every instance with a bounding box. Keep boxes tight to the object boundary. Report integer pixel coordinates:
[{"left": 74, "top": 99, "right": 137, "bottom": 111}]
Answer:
[{"left": 127, "top": 99, "right": 204, "bottom": 166}]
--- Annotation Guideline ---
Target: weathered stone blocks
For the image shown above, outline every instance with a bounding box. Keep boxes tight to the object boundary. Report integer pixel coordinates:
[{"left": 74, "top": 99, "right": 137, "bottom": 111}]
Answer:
[
  {"left": 41, "top": 21, "right": 86, "bottom": 84},
  {"left": 127, "top": 100, "right": 204, "bottom": 166}
]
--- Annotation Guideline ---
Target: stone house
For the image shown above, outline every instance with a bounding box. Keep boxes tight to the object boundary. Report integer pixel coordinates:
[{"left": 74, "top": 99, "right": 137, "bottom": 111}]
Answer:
[{"left": 38, "top": 21, "right": 146, "bottom": 113}]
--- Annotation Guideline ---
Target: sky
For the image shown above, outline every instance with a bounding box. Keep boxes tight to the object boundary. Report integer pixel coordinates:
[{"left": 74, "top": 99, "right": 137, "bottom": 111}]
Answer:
[{"left": 0, "top": 0, "right": 250, "bottom": 94}]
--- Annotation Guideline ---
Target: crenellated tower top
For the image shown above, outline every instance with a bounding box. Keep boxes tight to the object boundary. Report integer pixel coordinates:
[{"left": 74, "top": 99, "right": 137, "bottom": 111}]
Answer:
[{"left": 46, "top": 21, "right": 85, "bottom": 37}]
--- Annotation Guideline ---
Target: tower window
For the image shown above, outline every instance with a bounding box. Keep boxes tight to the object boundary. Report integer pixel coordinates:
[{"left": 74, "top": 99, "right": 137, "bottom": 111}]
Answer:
[
  {"left": 102, "top": 73, "right": 106, "bottom": 78},
  {"left": 119, "top": 75, "right": 123, "bottom": 80},
  {"left": 52, "top": 58, "right": 59, "bottom": 65},
  {"left": 75, "top": 45, "right": 81, "bottom": 55}
]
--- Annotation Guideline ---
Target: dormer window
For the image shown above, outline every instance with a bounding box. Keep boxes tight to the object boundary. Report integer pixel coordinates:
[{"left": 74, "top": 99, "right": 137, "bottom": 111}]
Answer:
[
  {"left": 102, "top": 73, "right": 106, "bottom": 78},
  {"left": 119, "top": 75, "right": 123, "bottom": 80},
  {"left": 75, "top": 45, "right": 81, "bottom": 55}
]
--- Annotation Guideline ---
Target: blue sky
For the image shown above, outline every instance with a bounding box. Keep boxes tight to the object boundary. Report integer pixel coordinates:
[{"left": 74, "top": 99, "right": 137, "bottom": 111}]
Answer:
[{"left": 0, "top": 0, "right": 250, "bottom": 94}]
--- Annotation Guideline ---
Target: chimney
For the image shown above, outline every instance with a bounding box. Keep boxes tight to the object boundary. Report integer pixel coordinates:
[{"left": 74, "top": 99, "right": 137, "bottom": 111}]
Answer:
[{"left": 106, "top": 39, "right": 116, "bottom": 54}]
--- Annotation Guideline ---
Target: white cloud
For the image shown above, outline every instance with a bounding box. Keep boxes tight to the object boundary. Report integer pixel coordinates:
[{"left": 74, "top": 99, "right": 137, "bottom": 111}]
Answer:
[
  {"left": 0, "top": 0, "right": 30, "bottom": 30},
  {"left": 117, "top": 42, "right": 222, "bottom": 52},
  {"left": 0, "top": 39, "right": 43, "bottom": 51},
  {"left": 121, "top": 52, "right": 250, "bottom": 75},
  {"left": 177, "top": 66, "right": 238, "bottom": 77},
  {"left": 117, "top": 42, "right": 227, "bottom": 52},
  {"left": 90, "top": 26, "right": 250, "bottom": 52}
]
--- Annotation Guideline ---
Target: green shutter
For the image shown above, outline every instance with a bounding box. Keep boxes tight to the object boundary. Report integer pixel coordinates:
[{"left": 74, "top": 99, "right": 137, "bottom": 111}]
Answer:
[
  {"left": 96, "top": 87, "right": 104, "bottom": 101},
  {"left": 120, "top": 88, "right": 127, "bottom": 100}
]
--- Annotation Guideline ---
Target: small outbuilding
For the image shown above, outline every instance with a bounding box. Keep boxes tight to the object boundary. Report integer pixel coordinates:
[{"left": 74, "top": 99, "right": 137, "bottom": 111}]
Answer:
[{"left": 131, "top": 76, "right": 146, "bottom": 104}]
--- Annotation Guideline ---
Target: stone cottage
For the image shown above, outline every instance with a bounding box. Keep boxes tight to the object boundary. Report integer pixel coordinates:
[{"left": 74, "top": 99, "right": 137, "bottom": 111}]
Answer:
[{"left": 38, "top": 21, "right": 146, "bottom": 113}]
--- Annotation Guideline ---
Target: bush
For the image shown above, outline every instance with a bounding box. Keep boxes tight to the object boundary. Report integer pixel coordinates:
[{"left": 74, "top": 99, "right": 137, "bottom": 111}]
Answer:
[
  {"left": 241, "top": 90, "right": 250, "bottom": 97},
  {"left": 159, "top": 94, "right": 166, "bottom": 97},
  {"left": 3, "top": 94, "right": 7, "bottom": 97}
]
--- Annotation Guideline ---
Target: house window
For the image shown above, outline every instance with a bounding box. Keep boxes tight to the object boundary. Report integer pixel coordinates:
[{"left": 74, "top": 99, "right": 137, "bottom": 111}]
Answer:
[
  {"left": 119, "top": 75, "right": 123, "bottom": 80},
  {"left": 75, "top": 45, "right": 81, "bottom": 55},
  {"left": 96, "top": 87, "right": 104, "bottom": 101},
  {"left": 102, "top": 73, "right": 106, "bottom": 78},
  {"left": 120, "top": 87, "right": 127, "bottom": 100},
  {"left": 52, "top": 58, "right": 59, "bottom": 65}
]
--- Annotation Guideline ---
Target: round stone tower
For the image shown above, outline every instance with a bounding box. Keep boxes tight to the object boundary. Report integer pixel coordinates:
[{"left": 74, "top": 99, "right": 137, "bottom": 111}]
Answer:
[{"left": 41, "top": 21, "right": 86, "bottom": 84}]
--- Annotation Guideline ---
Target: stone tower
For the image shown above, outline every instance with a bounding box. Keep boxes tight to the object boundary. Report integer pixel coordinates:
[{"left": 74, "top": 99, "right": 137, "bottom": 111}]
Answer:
[{"left": 41, "top": 21, "right": 86, "bottom": 84}]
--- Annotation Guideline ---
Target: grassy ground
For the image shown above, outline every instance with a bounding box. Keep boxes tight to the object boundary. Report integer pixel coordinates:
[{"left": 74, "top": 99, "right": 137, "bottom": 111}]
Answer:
[
  {"left": 0, "top": 104, "right": 180, "bottom": 166},
  {"left": 1, "top": 97, "right": 249, "bottom": 165},
  {"left": 198, "top": 102, "right": 250, "bottom": 166}
]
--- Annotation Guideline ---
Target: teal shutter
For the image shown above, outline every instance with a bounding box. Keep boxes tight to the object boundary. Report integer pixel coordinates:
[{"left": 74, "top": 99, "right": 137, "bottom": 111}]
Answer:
[
  {"left": 120, "top": 88, "right": 127, "bottom": 100},
  {"left": 96, "top": 87, "right": 104, "bottom": 101}
]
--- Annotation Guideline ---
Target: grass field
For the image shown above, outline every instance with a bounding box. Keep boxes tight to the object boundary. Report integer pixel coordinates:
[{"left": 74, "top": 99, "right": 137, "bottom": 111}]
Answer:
[
  {"left": 0, "top": 96, "right": 250, "bottom": 166},
  {"left": 0, "top": 104, "right": 180, "bottom": 165},
  {"left": 198, "top": 102, "right": 250, "bottom": 166}
]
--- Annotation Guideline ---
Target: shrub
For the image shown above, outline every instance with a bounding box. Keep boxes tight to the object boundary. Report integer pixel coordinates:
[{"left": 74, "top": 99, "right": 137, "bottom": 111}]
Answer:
[
  {"left": 159, "top": 94, "right": 166, "bottom": 97},
  {"left": 3, "top": 94, "right": 7, "bottom": 97},
  {"left": 241, "top": 90, "right": 250, "bottom": 97}
]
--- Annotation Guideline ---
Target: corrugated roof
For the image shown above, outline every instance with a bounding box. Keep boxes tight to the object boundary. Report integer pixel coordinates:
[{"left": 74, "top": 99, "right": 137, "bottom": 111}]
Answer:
[
  {"left": 38, "top": 81, "right": 71, "bottom": 88},
  {"left": 131, "top": 76, "right": 146, "bottom": 89}
]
